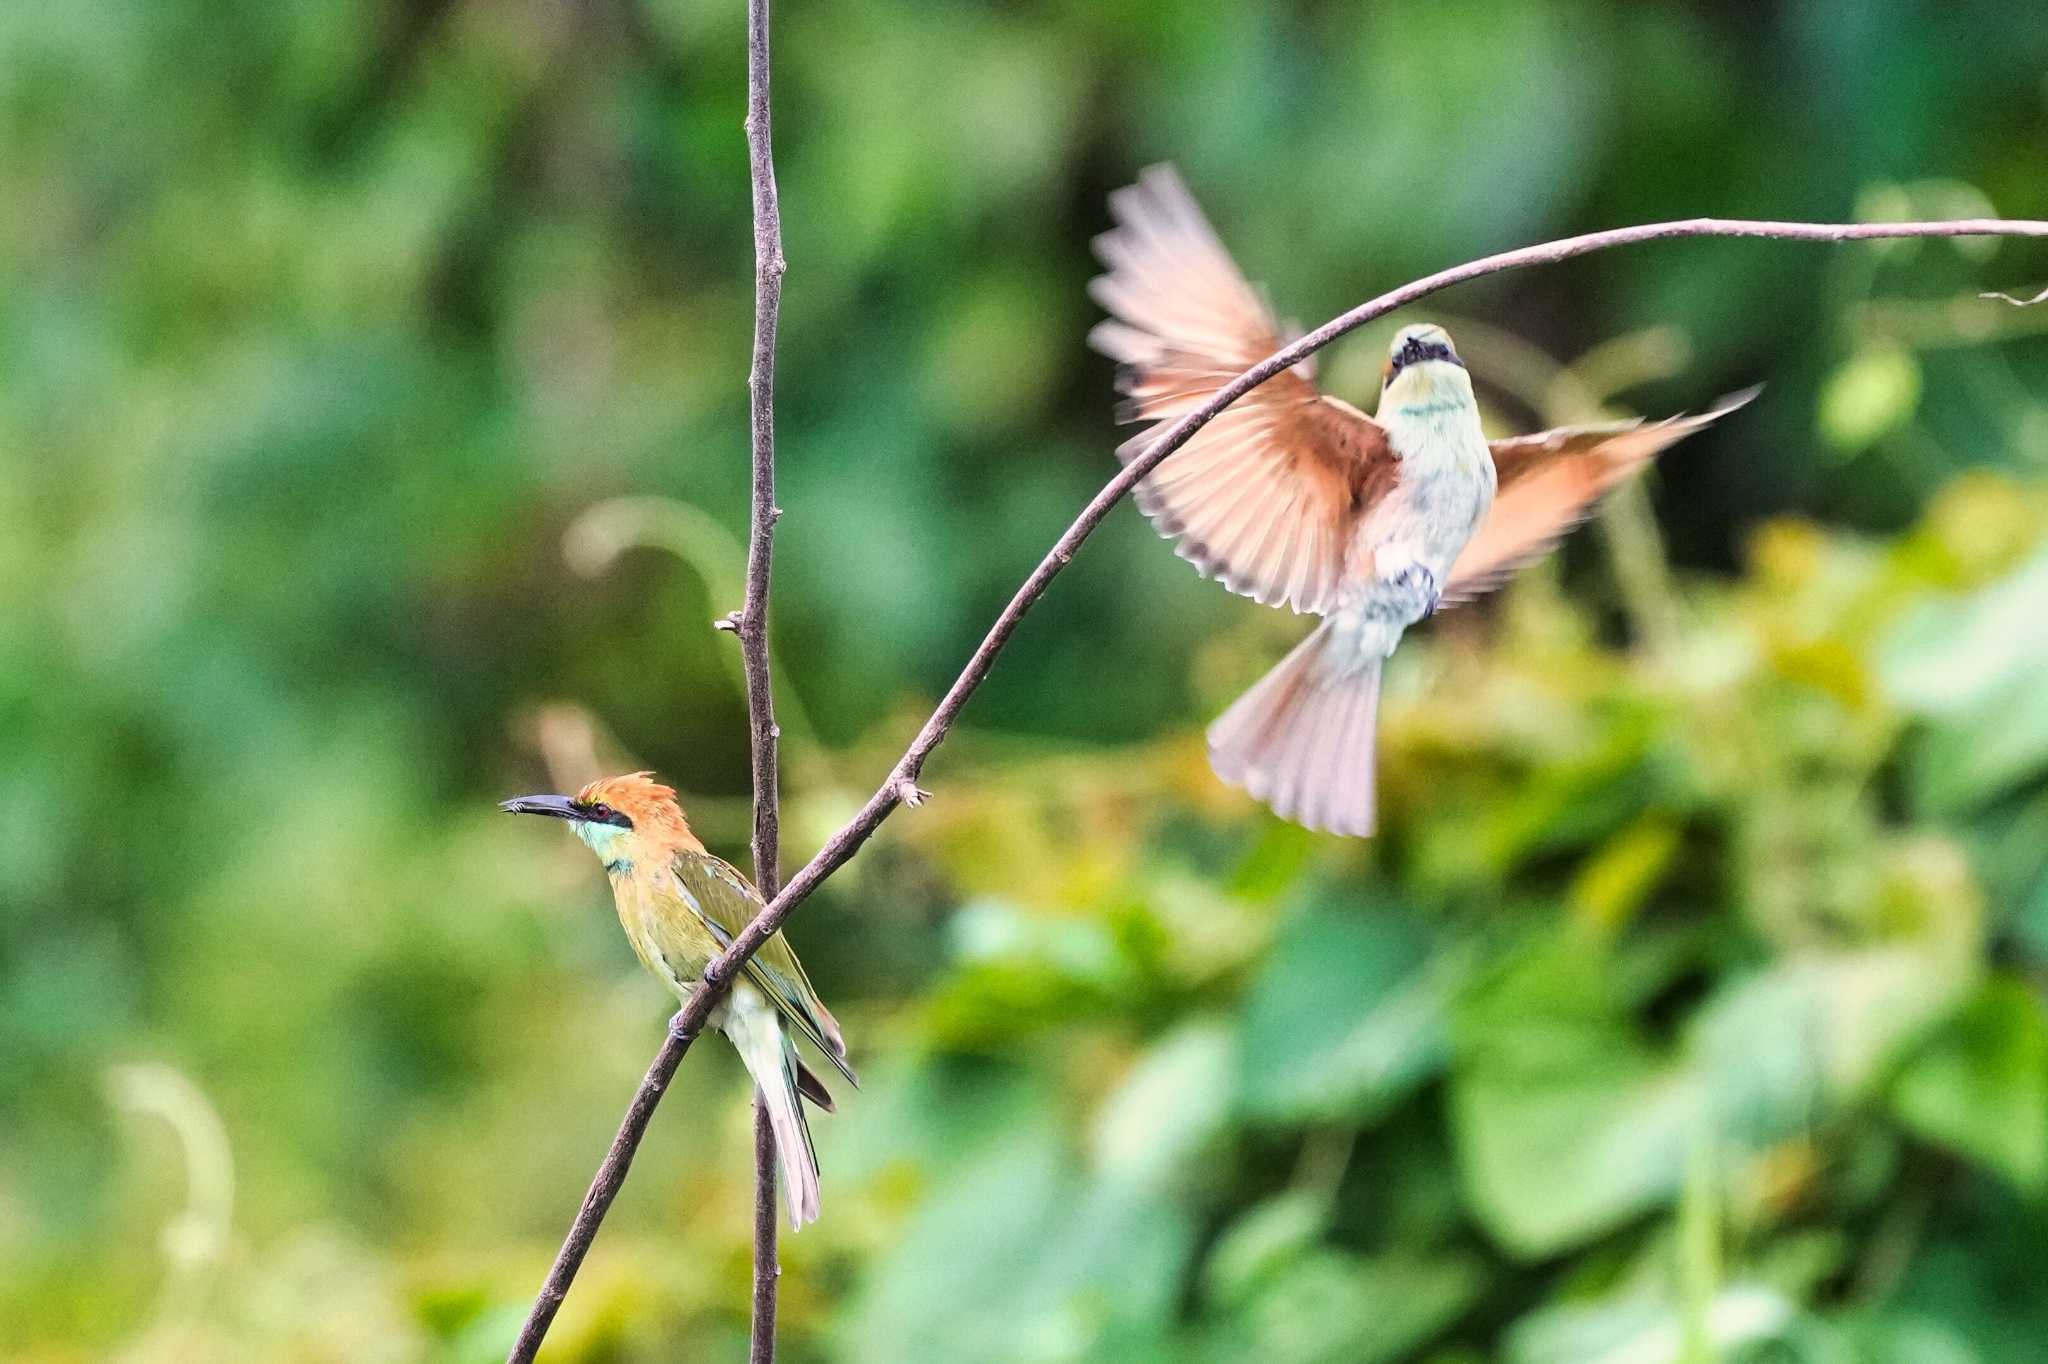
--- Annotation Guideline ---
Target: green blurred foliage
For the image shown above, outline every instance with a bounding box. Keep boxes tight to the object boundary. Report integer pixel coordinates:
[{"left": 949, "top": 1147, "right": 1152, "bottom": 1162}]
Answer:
[{"left": 4, "top": 0, "right": 2048, "bottom": 1361}]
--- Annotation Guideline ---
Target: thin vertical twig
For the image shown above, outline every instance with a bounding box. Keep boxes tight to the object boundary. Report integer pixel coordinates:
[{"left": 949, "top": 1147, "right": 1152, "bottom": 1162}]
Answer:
[
  {"left": 738, "top": 0, "right": 784, "bottom": 892},
  {"left": 750, "top": 1090, "right": 781, "bottom": 1357},
  {"left": 742, "top": 12, "right": 788, "bottom": 1364},
  {"left": 738, "top": 0, "right": 787, "bottom": 1359},
  {"left": 507, "top": 211, "right": 2048, "bottom": 1363}
]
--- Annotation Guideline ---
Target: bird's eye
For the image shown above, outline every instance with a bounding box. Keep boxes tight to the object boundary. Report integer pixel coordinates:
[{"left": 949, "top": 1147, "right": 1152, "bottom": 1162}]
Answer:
[{"left": 591, "top": 803, "right": 613, "bottom": 820}]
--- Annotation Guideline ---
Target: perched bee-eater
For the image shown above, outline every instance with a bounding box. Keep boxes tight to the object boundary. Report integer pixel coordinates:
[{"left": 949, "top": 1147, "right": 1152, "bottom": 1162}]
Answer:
[
  {"left": 1090, "top": 165, "right": 1754, "bottom": 836},
  {"left": 501, "top": 772, "right": 854, "bottom": 1228}
]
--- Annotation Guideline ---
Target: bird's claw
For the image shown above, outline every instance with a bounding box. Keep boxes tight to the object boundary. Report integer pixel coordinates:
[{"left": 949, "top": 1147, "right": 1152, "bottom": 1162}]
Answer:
[{"left": 1391, "top": 564, "right": 1441, "bottom": 618}]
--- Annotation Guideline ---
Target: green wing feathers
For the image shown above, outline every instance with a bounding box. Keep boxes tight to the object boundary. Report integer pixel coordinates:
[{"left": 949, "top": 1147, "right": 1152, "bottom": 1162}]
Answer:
[{"left": 672, "top": 851, "right": 859, "bottom": 1089}]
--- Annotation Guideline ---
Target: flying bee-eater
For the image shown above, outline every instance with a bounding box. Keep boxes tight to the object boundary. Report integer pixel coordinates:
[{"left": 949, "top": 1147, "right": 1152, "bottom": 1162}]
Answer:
[
  {"left": 501, "top": 772, "right": 855, "bottom": 1229},
  {"left": 1090, "top": 164, "right": 1755, "bottom": 837}
]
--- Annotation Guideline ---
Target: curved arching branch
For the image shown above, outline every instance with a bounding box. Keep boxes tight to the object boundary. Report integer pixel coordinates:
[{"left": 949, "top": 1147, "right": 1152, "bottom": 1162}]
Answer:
[{"left": 507, "top": 209, "right": 2048, "bottom": 1364}]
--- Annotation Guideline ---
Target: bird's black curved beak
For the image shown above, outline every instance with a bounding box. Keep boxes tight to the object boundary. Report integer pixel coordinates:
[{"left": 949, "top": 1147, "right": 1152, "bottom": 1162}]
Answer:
[{"left": 500, "top": 793, "right": 582, "bottom": 821}]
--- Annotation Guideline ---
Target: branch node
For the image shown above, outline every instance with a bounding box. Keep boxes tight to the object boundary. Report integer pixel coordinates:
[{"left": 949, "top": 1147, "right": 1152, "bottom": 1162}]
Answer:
[{"left": 715, "top": 611, "right": 743, "bottom": 634}]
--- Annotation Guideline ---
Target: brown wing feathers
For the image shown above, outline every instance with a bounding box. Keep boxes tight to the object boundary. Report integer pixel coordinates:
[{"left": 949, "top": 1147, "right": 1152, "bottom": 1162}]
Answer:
[
  {"left": 1444, "top": 387, "right": 1758, "bottom": 603},
  {"left": 1091, "top": 165, "right": 1751, "bottom": 616},
  {"left": 1089, "top": 165, "right": 1389, "bottom": 616}
]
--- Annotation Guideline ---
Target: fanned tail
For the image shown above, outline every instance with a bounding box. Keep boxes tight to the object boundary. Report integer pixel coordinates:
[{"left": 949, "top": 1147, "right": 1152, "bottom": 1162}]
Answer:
[
  {"left": 727, "top": 990, "right": 821, "bottom": 1230},
  {"left": 1207, "top": 618, "right": 1383, "bottom": 837}
]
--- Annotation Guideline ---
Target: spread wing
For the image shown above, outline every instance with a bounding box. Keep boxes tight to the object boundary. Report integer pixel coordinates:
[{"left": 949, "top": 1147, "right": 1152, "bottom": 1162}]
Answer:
[
  {"left": 1443, "top": 388, "right": 1760, "bottom": 605},
  {"left": 673, "top": 851, "right": 858, "bottom": 1087},
  {"left": 1089, "top": 164, "right": 1394, "bottom": 616}
]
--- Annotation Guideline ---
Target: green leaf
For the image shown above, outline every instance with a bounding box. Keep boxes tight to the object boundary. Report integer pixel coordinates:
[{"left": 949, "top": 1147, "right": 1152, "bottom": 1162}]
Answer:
[
  {"left": 1687, "top": 946, "right": 1971, "bottom": 1143},
  {"left": 1795, "top": 1310, "right": 1989, "bottom": 1364},
  {"left": 1451, "top": 937, "right": 1700, "bottom": 1255},
  {"left": 1883, "top": 548, "right": 2048, "bottom": 812},
  {"left": 1890, "top": 977, "right": 2048, "bottom": 1191},
  {"left": 1454, "top": 1046, "right": 1701, "bottom": 1258},
  {"left": 1506, "top": 1285, "right": 1795, "bottom": 1364},
  {"left": 1201, "top": 1190, "right": 1329, "bottom": 1310},
  {"left": 842, "top": 1120, "right": 1199, "bottom": 1363},
  {"left": 1203, "top": 1248, "right": 1486, "bottom": 1364},
  {"left": 1093, "top": 1021, "right": 1237, "bottom": 1192},
  {"left": 1454, "top": 935, "right": 1972, "bottom": 1256},
  {"left": 1882, "top": 548, "right": 2048, "bottom": 717},
  {"left": 1237, "top": 899, "right": 1466, "bottom": 1124}
]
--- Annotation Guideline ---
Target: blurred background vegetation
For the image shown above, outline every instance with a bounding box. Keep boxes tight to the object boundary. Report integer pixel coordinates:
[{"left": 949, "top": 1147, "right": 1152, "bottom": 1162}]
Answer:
[{"left": 5, "top": 1, "right": 2048, "bottom": 1360}]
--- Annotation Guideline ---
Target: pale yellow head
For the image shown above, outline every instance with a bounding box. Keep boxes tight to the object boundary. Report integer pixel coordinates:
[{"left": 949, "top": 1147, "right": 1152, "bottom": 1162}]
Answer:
[{"left": 1379, "top": 323, "right": 1474, "bottom": 408}]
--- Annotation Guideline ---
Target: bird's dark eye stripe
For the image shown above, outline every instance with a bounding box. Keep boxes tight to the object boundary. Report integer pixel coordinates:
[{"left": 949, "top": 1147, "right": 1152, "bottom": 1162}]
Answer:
[
  {"left": 572, "top": 800, "right": 634, "bottom": 828},
  {"left": 1388, "top": 338, "right": 1463, "bottom": 376}
]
